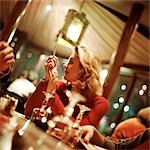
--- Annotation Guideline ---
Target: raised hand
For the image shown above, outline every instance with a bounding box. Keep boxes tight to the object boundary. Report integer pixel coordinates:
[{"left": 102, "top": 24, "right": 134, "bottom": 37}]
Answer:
[{"left": 44, "top": 55, "right": 58, "bottom": 93}]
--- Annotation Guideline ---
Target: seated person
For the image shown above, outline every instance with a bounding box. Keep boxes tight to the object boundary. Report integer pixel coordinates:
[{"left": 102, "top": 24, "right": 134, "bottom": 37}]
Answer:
[
  {"left": 81, "top": 107, "right": 150, "bottom": 150},
  {"left": 111, "top": 107, "right": 150, "bottom": 139},
  {"left": 7, "top": 70, "right": 36, "bottom": 114},
  {"left": 24, "top": 46, "right": 109, "bottom": 128},
  {"left": 7, "top": 70, "right": 36, "bottom": 98},
  {"left": 81, "top": 125, "right": 150, "bottom": 150}
]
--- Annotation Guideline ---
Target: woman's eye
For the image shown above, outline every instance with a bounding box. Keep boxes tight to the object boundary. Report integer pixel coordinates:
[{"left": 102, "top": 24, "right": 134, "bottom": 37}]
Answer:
[
  {"left": 69, "top": 61, "right": 73, "bottom": 64},
  {"left": 69, "top": 59, "right": 73, "bottom": 64}
]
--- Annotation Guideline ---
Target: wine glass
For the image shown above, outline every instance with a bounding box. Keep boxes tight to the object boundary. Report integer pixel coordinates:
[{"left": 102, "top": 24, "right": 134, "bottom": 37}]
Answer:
[
  {"left": 71, "top": 104, "right": 91, "bottom": 147},
  {"left": 47, "top": 90, "right": 86, "bottom": 148}
]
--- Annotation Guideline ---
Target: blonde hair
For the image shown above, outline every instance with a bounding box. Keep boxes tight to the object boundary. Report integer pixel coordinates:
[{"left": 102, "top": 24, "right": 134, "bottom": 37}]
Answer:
[{"left": 73, "top": 45, "right": 103, "bottom": 95}]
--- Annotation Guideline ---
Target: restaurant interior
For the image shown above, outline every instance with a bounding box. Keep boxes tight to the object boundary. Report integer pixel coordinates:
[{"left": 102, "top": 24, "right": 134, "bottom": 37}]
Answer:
[{"left": 0, "top": 0, "right": 149, "bottom": 149}]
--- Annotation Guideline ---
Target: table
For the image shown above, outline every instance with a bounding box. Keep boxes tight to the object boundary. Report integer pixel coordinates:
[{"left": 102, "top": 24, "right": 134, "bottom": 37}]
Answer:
[{"left": 12, "top": 112, "right": 72, "bottom": 150}]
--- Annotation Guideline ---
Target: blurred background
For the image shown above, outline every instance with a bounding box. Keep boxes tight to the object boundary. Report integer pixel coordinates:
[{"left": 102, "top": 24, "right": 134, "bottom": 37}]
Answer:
[{"left": 0, "top": 0, "right": 149, "bottom": 135}]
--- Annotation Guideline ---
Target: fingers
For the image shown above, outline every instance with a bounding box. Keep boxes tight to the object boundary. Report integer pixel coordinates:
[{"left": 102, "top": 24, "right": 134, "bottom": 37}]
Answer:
[
  {"left": 84, "top": 130, "right": 94, "bottom": 143},
  {"left": 0, "top": 41, "right": 8, "bottom": 50},
  {"left": 44, "top": 55, "right": 58, "bottom": 81},
  {"left": 0, "top": 45, "right": 14, "bottom": 59},
  {"left": 0, "top": 41, "right": 15, "bottom": 73},
  {"left": 81, "top": 125, "right": 95, "bottom": 143},
  {"left": 46, "top": 55, "right": 58, "bottom": 70},
  {"left": 48, "top": 68, "right": 58, "bottom": 83},
  {"left": 1, "top": 51, "right": 15, "bottom": 65}
]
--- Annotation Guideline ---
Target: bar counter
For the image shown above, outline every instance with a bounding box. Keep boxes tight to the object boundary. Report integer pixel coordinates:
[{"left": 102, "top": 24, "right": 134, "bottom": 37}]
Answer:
[
  {"left": 11, "top": 112, "right": 71, "bottom": 150},
  {"left": 10, "top": 112, "right": 105, "bottom": 150}
]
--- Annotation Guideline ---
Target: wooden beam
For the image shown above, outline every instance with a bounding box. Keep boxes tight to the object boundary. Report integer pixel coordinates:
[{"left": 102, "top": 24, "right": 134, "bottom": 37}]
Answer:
[
  {"left": 103, "top": 3, "right": 144, "bottom": 99},
  {"left": 0, "top": 0, "right": 30, "bottom": 42},
  {"left": 101, "top": 60, "right": 149, "bottom": 72}
]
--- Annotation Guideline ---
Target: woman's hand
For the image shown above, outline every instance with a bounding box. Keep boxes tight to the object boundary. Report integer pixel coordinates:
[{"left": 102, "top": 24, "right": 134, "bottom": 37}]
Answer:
[
  {"left": 81, "top": 125, "right": 105, "bottom": 147},
  {"left": 44, "top": 56, "right": 58, "bottom": 93}
]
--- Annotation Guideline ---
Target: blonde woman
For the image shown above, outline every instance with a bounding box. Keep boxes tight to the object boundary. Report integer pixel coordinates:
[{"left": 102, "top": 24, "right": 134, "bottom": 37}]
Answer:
[{"left": 24, "top": 46, "right": 109, "bottom": 128}]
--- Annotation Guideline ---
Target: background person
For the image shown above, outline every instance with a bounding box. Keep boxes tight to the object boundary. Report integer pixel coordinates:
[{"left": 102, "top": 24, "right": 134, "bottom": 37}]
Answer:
[
  {"left": 7, "top": 70, "right": 36, "bottom": 98},
  {"left": 81, "top": 125, "right": 150, "bottom": 150},
  {"left": 81, "top": 107, "right": 150, "bottom": 150},
  {"left": 111, "top": 107, "right": 150, "bottom": 140},
  {"left": 7, "top": 70, "right": 36, "bottom": 114}
]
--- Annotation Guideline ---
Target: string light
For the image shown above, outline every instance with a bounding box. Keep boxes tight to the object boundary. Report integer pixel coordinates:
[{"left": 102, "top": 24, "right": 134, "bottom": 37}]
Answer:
[
  {"left": 139, "top": 89, "right": 144, "bottom": 95},
  {"left": 120, "top": 84, "right": 127, "bottom": 91},
  {"left": 45, "top": 5, "right": 52, "bottom": 11},
  {"left": 110, "top": 122, "right": 116, "bottom": 129},
  {"left": 142, "top": 84, "right": 147, "bottom": 91},
  {"left": 124, "top": 105, "right": 129, "bottom": 112},
  {"left": 118, "top": 97, "right": 124, "bottom": 103},
  {"left": 113, "top": 103, "right": 119, "bottom": 109}
]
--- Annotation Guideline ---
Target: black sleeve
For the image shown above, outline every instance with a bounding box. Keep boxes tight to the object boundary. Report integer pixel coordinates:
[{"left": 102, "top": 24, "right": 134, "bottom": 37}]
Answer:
[{"left": 0, "top": 72, "right": 11, "bottom": 90}]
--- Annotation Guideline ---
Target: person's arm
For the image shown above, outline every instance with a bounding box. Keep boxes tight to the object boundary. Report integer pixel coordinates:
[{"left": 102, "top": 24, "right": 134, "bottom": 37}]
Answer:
[
  {"left": 81, "top": 125, "right": 147, "bottom": 150},
  {"left": 24, "top": 56, "right": 65, "bottom": 117},
  {"left": 80, "top": 96, "right": 109, "bottom": 128},
  {"left": 24, "top": 79, "right": 48, "bottom": 116}
]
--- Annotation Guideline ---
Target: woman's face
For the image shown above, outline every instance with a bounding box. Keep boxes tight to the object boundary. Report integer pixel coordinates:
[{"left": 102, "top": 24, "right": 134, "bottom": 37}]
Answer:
[{"left": 63, "top": 54, "right": 81, "bottom": 82}]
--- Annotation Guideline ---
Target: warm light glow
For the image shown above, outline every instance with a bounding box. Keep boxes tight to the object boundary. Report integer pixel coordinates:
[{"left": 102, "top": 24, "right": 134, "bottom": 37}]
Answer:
[
  {"left": 66, "top": 18, "right": 83, "bottom": 43},
  {"left": 27, "top": 52, "right": 32, "bottom": 58},
  {"left": 41, "top": 117, "right": 47, "bottom": 123},
  {"left": 16, "top": 52, "right": 21, "bottom": 59},
  {"left": 99, "top": 69, "right": 108, "bottom": 85},
  {"left": 10, "top": 42, "right": 16, "bottom": 47},
  {"left": 13, "top": 37, "right": 18, "bottom": 42},
  {"left": 45, "top": 5, "right": 52, "bottom": 11},
  {"left": 110, "top": 122, "right": 116, "bottom": 128},
  {"left": 124, "top": 105, "right": 129, "bottom": 112},
  {"left": 119, "top": 97, "right": 124, "bottom": 103},
  {"left": 113, "top": 103, "right": 119, "bottom": 109},
  {"left": 142, "top": 84, "right": 147, "bottom": 91},
  {"left": 40, "top": 54, "right": 47, "bottom": 60},
  {"left": 121, "top": 84, "right": 127, "bottom": 91},
  {"left": 139, "top": 89, "right": 144, "bottom": 95}
]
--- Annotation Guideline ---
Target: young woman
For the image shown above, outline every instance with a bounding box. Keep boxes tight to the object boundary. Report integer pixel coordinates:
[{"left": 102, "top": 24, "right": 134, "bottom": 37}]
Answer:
[{"left": 24, "top": 46, "right": 109, "bottom": 128}]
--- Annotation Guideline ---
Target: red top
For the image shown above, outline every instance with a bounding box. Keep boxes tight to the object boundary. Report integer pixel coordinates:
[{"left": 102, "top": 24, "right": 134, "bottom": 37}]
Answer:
[
  {"left": 24, "top": 80, "right": 109, "bottom": 128},
  {"left": 111, "top": 118, "right": 146, "bottom": 139}
]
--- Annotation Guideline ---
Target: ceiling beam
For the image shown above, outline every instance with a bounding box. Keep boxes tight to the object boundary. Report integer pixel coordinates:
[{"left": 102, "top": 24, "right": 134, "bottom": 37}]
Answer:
[
  {"left": 0, "top": 0, "right": 30, "bottom": 42},
  {"left": 103, "top": 3, "right": 144, "bottom": 99},
  {"left": 95, "top": 1, "right": 149, "bottom": 39},
  {"left": 101, "top": 60, "right": 149, "bottom": 72}
]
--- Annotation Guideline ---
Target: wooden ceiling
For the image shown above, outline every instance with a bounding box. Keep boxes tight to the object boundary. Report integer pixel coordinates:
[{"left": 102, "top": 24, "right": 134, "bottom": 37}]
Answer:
[{"left": 0, "top": 0, "right": 149, "bottom": 70}]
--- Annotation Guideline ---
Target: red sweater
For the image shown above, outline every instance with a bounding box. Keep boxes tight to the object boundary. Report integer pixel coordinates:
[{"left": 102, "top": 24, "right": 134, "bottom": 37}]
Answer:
[{"left": 24, "top": 80, "right": 109, "bottom": 128}]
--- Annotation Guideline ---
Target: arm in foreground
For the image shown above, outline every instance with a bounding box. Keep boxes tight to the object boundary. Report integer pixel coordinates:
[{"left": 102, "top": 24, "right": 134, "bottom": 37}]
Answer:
[{"left": 81, "top": 125, "right": 149, "bottom": 150}]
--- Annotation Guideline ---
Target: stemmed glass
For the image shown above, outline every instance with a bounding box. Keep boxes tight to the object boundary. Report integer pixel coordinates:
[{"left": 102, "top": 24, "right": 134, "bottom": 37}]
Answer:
[
  {"left": 71, "top": 104, "right": 91, "bottom": 147},
  {"left": 18, "top": 55, "right": 58, "bottom": 134},
  {"left": 32, "top": 91, "right": 53, "bottom": 123},
  {"left": 47, "top": 90, "right": 86, "bottom": 147},
  {"left": 18, "top": 91, "right": 54, "bottom": 136}
]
